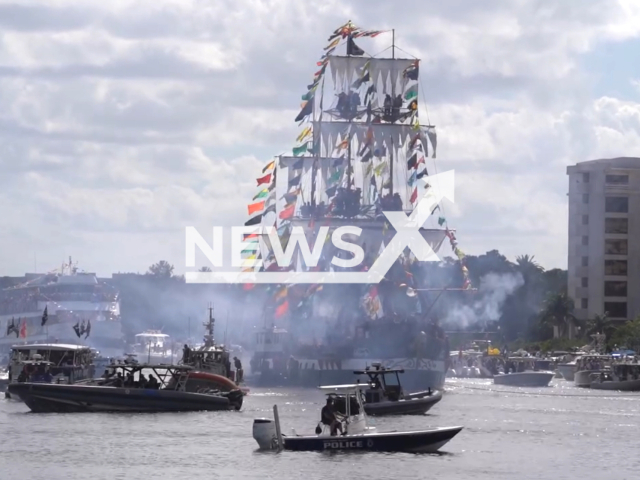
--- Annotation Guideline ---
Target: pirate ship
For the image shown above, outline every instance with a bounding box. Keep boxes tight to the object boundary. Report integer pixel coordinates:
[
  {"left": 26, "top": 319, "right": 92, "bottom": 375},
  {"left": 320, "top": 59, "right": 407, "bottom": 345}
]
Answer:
[{"left": 244, "top": 22, "right": 472, "bottom": 391}]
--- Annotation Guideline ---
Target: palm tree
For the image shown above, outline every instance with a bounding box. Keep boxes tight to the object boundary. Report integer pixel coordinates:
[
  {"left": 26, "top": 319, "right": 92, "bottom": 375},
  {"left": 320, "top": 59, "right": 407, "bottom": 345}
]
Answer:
[
  {"left": 199, "top": 266, "right": 212, "bottom": 272},
  {"left": 585, "top": 312, "right": 616, "bottom": 340},
  {"left": 515, "top": 254, "right": 544, "bottom": 274},
  {"left": 515, "top": 254, "right": 545, "bottom": 288},
  {"left": 539, "top": 292, "right": 577, "bottom": 338}
]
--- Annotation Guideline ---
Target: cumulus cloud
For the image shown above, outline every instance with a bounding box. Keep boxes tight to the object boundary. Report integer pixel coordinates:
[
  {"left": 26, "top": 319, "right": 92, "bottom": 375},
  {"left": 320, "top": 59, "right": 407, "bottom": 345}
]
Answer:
[{"left": 1, "top": 0, "right": 640, "bottom": 276}]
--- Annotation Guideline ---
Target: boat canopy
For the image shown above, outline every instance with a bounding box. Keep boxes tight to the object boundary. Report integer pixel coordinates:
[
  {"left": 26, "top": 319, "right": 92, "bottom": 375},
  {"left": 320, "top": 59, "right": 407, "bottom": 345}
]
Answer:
[
  {"left": 319, "top": 383, "right": 367, "bottom": 393},
  {"left": 135, "top": 332, "right": 169, "bottom": 338},
  {"left": 11, "top": 343, "right": 92, "bottom": 352}
]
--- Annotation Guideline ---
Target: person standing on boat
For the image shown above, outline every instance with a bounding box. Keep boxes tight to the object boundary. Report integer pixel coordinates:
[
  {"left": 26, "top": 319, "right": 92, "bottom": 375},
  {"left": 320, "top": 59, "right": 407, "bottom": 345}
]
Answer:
[
  {"left": 321, "top": 398, "right": 343, "bottom": 436},
  {"left": 182, "top": 344, "right": 191, "bottom": 364},
  {"left": 233, "top": 356, "right": 243, "bottom": 383}
]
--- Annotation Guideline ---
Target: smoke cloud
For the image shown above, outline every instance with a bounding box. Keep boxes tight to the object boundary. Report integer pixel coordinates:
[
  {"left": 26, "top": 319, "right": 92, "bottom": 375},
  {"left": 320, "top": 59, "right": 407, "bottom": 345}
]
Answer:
[{"left": 443, "top": 272, "right": 525, "bottom": 330}]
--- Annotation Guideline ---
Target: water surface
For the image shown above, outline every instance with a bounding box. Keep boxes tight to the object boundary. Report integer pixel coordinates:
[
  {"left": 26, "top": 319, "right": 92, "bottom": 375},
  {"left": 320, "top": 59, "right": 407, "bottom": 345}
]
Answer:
[{"left": 1, "top": 378, "right": 637, "bottom": 479}]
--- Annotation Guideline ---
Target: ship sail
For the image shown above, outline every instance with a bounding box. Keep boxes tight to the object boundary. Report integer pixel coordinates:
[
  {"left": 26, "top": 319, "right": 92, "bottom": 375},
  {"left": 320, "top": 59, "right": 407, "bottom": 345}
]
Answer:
[{"left": 243, "top": 22, "right": 472, "bottom": 321}]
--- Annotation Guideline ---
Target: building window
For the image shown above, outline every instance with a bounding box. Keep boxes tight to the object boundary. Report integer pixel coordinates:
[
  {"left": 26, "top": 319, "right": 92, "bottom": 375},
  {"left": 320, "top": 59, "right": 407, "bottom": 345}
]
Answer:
[
  {"left": 605, "top": 260, "right": 627, "bottom": 276},
  {"left": 581, "top": 298, "right": 588, "bottom": 309},
  {"left": 605, "top": 197, "right": 629, "bottom": 213},
  {"left": 583, "top": 173, "right": 590, "bottom": 183},
  {"left": 605, "top": 239, "right": 628, "bottom": 255},
  {"left": 582, "top": 236, "right": 589, "bottom": 246},
  {"left": 581, "top": 256, "right": 588, "bottom": 267},
  {"left": 581, "top": 277, "right": 588, "bottom": 288},
  {"left": 604, "top": 301, "right": 627, "bottom": 319},
  {"left": 605, "top": 217, "right": 628, "bottom": 234},
  {"left": 605, "top": 174, "right": 629, "bottom": 185},
  {"left": 582, "top": 193, "right": 589, "bottom": 204},
  {"left": 604, "top": 281, "right": 627, "bottom": 297},
  {"left": 582, "top": 215, "right": 589, "bottom": 225}
]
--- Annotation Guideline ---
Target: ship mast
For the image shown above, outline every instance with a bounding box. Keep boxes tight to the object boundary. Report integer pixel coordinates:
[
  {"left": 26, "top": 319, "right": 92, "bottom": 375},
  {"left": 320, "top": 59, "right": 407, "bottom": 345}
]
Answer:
[
  {"left": 310, "top": 75, "right": 326, "bottom": 207},
  {"left": 389, "top": 29, "right": 395, "bottom": 197},
  {"left": 318, "top": 29, "right": 419, "bottom": 210},
  {"left": 203, "top": 303, "right": 215, "bottom": 348}
]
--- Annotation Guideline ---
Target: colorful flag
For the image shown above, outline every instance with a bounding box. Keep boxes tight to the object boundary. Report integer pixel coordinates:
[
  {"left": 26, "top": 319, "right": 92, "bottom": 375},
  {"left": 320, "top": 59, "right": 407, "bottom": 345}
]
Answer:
[
  {"left": 275, "top": 300, "right": 289, "bottom": 318},
  {"left": 296, "top": 127, "right": 312, "bottom": 143},
  {"left": 293, "top": 143, "right": 309, "bottom": 156},
  {"left": 257, "top": 173, "right": 272, "bottom": 186},
  {"left": 245, "top": 214, "right": 263, "bottom": 226},
  {"left": 248, "top": 201, "right": 265, "bottom": 215},
  {"left": 253, "top": 189, "right": 269, "bottom": 200},
  {"left": 279, "top": 203, "right": 295, "bottom": 220},
  {"left": 262, "top": 160, "right": 275, "bottom": 173},
  {"left": 410, "top": 188, "right": 418, "bottom": 204}
]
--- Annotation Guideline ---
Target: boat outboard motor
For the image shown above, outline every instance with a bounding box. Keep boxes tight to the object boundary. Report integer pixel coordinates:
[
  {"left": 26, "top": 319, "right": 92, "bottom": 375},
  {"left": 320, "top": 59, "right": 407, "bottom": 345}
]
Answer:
[{"left": 253, "top": 419, "right": 278, "bottom": 450}]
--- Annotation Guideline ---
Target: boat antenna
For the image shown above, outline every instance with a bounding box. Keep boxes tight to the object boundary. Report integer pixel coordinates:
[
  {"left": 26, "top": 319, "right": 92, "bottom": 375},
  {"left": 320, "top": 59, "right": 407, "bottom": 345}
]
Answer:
[
  {"left": 224, "top": 310, "right": 229, "bottom": 346},
  {"left": 204, "top": 303, "right": 215, "bottom": 347},
  {"left": 392, "top": 29, "right": 395, "bottom": 59}
]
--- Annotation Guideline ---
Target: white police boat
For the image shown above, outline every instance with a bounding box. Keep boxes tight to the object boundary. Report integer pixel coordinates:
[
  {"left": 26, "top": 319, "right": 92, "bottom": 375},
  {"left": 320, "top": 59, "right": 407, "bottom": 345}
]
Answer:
[{"left": 252, "top": 383, "right": 462, "bottom": 453}]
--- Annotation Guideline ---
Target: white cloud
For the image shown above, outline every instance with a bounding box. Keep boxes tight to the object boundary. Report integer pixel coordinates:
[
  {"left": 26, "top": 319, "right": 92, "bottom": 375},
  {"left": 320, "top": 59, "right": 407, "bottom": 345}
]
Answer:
[{"left": 2, "top": 0, "right": 640, "bottom": 276}]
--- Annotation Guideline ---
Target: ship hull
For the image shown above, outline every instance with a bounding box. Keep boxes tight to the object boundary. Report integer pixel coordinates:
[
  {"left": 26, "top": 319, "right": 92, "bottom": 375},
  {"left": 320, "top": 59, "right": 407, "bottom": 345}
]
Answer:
[
  {"left": 250, "top": 358, "right": 446, "bottom": 392},
  {"left": 8, "top": 383, "right": 243, "bottom": 413}
]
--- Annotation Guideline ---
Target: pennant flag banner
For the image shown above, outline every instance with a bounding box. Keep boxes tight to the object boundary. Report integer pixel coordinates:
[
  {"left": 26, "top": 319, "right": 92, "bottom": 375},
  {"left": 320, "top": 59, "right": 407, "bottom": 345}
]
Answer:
[
  {"left": 275, "top": 300, "right": 289, "bottom": 319},
  {"left": 253, "top": 189, "right": 269, "bottom": 200},
  {"left": 248, "top": 201, "right": 265, "bottom": 215},
  {"left": 257, "top": 173, "right": 272, "bottom": 186},
  {"left": 293, "top": 143, "right": 309, "bottom": 156},
  {"left": 262, "top": 160, "right": 276, "bottom": 173}
]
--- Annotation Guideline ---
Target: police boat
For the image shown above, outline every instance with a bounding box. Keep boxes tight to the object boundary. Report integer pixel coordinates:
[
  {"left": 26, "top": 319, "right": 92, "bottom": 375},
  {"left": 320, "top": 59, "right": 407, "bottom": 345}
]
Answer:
[{"left": 252, "top": 384, "right": 462, "bottom": 453}]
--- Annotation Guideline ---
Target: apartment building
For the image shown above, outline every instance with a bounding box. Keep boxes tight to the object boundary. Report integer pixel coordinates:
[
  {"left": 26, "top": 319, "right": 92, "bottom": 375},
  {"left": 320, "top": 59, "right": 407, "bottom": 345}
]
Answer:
[{"left": 567, "top": 157, "right": 640, "bottom": 324}]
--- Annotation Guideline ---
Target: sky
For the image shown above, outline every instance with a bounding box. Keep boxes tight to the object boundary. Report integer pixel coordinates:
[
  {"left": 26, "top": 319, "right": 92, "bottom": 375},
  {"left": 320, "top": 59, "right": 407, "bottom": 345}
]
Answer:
[{"left": 2, "top": 0, "right": 640, "bottom": 277}]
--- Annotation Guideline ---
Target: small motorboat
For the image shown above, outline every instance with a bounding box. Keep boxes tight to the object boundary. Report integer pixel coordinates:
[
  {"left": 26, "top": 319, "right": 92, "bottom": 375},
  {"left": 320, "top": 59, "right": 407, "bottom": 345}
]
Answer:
[
  {"left": 590, "top": 363, "right": 640, "bottom": 391},
  {"left": 252, "top": 384, "right": 462, "bottom": 454},
  {"left": 574, "top": 354, "right": 612, "bottom": 387},
  {"left": 493, "top": 357, "right": 554, "bottom": 387},
  {"left": 4, "top": 343, "right": 97, "bottom": 400},
  {"left": 353, "top": 364, "right": 442, "bottom": 415},
  {"left": 8, "top": 363, "right": 243, "bottom": 413}
]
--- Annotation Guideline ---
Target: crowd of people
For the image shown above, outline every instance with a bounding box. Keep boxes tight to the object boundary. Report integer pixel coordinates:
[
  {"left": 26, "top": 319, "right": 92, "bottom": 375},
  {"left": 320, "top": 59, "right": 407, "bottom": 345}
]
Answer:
[{"left": 100, "top": 369, "right": 160, "bottom": 389}]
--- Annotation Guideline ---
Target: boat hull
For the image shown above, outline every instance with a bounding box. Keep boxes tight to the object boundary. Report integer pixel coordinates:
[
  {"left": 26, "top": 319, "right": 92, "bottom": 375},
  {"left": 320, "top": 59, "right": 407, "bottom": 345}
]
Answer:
[
  {"left": 364, "top": 391, "right": 442, "bottom": 416},
  {"left": 283, "top": 426, "right": 462, "bottom": 453},
  {"left": 493, "top": 372, "right": 554, "bottom": 387},
  {"left": 574, "top": 370, "right": 603, "bottom": 388},
  {"left": 251, "top": 358, "right": 446, "bottom": 392},
  {"left": 590, "top": 378, "right": 640, "bottom": 391},
  {"left": 7, "top": 383, "right": 243, "bottom": 413},
  {"left": 556, "top": 363, "right": 575, "bottom": 381}
]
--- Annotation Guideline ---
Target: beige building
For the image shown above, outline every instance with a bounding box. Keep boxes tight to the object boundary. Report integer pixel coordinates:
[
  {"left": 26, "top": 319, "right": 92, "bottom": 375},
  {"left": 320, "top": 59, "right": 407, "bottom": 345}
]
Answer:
[{"left": 567, "top": 157, "right": 640, "bottom": 324}]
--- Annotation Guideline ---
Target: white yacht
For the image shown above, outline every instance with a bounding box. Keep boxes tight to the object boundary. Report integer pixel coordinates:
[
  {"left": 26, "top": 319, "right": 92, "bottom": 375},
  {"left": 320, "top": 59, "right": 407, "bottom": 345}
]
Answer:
[
  {"left": 493, "top": 357, "right": 555, "bottom": 387},
  {"left": 132, "top": 331, "right": 173, "bottom": 364},
  {"left": 0, "top": 257, "right": 123, "bottom": 353}
]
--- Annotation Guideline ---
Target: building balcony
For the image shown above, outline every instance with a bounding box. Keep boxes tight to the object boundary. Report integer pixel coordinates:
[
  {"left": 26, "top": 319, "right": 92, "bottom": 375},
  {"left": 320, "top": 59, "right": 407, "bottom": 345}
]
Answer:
[{"left": 605, "top": 184, "right": 631, "bottom": 192}]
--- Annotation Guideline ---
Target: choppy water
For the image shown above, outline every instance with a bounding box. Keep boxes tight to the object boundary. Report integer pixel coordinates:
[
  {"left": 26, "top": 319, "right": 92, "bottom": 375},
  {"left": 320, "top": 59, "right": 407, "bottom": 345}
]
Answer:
[{"left": 1, "top": 378, "right": 638, "bottom": 480}]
